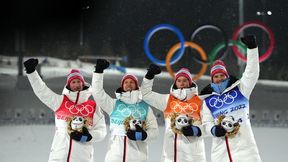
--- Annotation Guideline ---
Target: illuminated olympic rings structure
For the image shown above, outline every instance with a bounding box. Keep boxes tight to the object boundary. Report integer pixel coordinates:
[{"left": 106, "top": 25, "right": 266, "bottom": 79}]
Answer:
[
  {"left": 143, "top": 24, "right": 185, "bottom": 66},
  {"left": 231, "top": 21, "right": 275, "bottom": 62},
  {"left": 190, "top": 24, "right": 229, "bottom": 64},
  {"left": 143, "top": 21, "right": 275, "bottom": 80}
]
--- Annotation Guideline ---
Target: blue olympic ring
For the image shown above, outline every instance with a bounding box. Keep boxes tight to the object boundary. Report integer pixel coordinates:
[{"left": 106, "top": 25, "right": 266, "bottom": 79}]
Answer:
[{"left": 143, "top": 24, "right": 185, "bottom": 66}]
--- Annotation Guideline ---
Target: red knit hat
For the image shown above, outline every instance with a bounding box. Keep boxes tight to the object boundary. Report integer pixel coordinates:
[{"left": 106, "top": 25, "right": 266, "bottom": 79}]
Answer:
[
  {"left": 121, "top": 74, "right": 139, "bottom": 89},
  {"left": 66, "top": 69, "right": 85, "bottom": 87},
  {"left": 210, "top": 60, "right": 229, "bottom": 78},
  {"left": 174, "top": 68, "right": 193, "bottom": 86}
]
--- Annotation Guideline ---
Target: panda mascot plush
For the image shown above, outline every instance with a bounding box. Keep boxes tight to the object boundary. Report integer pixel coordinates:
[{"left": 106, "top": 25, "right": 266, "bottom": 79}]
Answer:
[
  {"left": 217, "top": 115, "right": 240, "bottom": 138},
  {"left": 124, "top": 116, "right": 147, "bottom": 132},
  {"left": 67, "top": 116, "right": 90, "bottom": 134},
  {"left": 170, "top": 113, "right": 193, "bottom": 134}
]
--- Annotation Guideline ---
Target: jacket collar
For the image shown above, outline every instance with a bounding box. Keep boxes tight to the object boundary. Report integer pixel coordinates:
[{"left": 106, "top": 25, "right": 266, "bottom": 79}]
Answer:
[
  {"left": 170, "top": 81, "right": 199, "bottom": 101},
  {"left": 200, "top": 76, "right": 239, "bottom": 96},
  {"left": 115, "top": 88, "right": 142, "bottom": 104},
  {"left": 62, "top": 83, "right": 92, "bottom": 104}
]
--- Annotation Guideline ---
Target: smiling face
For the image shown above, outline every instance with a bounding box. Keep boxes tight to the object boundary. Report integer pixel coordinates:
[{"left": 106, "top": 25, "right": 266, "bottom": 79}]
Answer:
[
  {"left": 122, "top": 78, "right": 137, "bottom": 92},
  {"left": 175, "top": 76, "right": 190, "bottom": 89},
  {"left": 69, "top": 78, "right": 84, "bottom": 91},
  {"left": 212, "top": 73, "right": 227, "bottom": 84}
]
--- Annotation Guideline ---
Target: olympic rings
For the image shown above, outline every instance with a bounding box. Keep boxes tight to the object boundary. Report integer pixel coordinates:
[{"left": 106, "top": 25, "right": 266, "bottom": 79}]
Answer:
[
  {"left": 165, "top": 41, "right": 208, "bottom": 81},
  {"left": 143, "top": 24, "right": 185, "bottom": 66},
  {"left": 209, "top": 40, "right": 247, "bottom": 63},
  {"left": 231, "top": 21, "right": 275, "bottom": 62},
  {"left": 190, "top": 24, "right": 229, "bottom": 64},
  {"left": 143, "top": 21, "right": 275, "bottom": 80}
]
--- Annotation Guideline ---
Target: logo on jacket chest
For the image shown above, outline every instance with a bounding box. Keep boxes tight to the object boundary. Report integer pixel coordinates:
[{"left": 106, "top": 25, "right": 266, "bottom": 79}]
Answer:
[
  {"left": 110, "top": 101, "right": 148, "bottom": 125},
  {"left": 56, "top": 100, "right": 96, "bottom": 120},
  {"left": 169, "top": 101, "right": 199, "bottom": 116},
  {"left": 205, "top": 87, "right": 249, "bottom": 120}
]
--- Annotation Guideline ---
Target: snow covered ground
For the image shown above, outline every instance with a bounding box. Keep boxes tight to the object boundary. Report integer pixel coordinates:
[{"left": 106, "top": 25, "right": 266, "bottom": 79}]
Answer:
[{"left": 0, "top": 125, "right": 287, "bottom": 162}]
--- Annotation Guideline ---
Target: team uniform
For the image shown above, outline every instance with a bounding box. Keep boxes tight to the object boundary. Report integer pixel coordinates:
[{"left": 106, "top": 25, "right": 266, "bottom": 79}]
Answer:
[
  {"left": 92, "top": 73, "right": 159, "bottom": 162},
  {"left": 27, "top": 70, "right": 106, "bottom": 162},
  {"left": 141, "top": 70, "right": 206, "bottom": 162},
  {"left": 201, "top": 48, "right": 262, "bottom": 162}
]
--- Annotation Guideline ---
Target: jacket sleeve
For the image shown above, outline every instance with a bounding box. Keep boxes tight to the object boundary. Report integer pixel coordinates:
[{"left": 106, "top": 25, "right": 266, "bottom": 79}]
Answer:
[
  {"left": 140, "top": 78, "right": 169, "bottom": 111},
  {"left": 239, "top": 48, "right": 260, "bottom": 99},
  {"left": 27, "top": 71, "right": 63, "bottom": 111},
  {"left": 201, "top": 102, "right": 215, "bottom": 137},
  {"left": 144, "top": 108, "right": 159, "bottom": 141},
  {"left": 89, "top": 106, "right": 107, "bottom": 142},
  {"left": 91, "top": 73, "right": 116, "bottom": 115}
]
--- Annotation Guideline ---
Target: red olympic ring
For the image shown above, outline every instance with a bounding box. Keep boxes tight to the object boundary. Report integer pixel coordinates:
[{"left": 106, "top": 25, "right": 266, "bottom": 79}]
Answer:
[{"left": 231, "top": 21, "right": 275, "bottom": 62}]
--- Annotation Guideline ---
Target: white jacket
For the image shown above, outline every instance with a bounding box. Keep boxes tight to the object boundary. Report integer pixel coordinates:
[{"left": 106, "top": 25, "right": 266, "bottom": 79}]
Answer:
[
  {"left": 141, "top": 79, "right": 206, "bottom": 162},
  {"left": 27, "top": 71, "right": 106, "bottom": 162},
  {"left": 201, "top": 48, "right": 262, "bottom": 162},
  {"left": 92, "top": 73, "right": 159, "bottom": 162}
]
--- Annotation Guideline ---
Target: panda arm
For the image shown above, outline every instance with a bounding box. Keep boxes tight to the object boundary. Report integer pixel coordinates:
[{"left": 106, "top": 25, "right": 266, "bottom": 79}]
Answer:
[
  {"left": 27, "top": 71, "right": 63, "bottom": 111},
  {"left": 88, "top": 106, "right": 107, "bottom": 142},
  {"left": 143, "top": 108, "right": 159, "bottom": 141}
]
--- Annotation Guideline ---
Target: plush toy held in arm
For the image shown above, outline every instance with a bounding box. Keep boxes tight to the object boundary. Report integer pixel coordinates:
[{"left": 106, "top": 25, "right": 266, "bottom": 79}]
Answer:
[
  {"left": 124, "top": 116, "right": 148, "bottom": 141},
  {"left": 212, "top": 115, "right": 240, "bottom": 138},
  {"left": 170, "top": 113, "right": 202, "bottom": 136},
  {"left": 67, "top": 116, "right": 92, "bottom": 142}
]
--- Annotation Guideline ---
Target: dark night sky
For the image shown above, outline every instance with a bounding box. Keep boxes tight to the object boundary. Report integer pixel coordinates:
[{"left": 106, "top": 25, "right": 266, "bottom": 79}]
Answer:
[{"left": 0, "top": 0, "right": 287, "bottom": 80}]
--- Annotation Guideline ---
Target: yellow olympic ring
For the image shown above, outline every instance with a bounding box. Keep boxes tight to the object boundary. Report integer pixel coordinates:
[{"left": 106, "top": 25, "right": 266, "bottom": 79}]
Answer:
[{"left": 165, "top": 41, "right": 208, "bottom": 81}]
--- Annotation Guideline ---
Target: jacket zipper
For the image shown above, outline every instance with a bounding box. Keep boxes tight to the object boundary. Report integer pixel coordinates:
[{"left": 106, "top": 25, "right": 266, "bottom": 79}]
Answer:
[
  {"left": 123, "top": 136, "right": 127, "bottom": 162},
  {"left": 174, "top": 133, "right": 177, "bottom": 162},
  {"left": 67, "top": 91, "right": 80, "bottom": 162},
  {"left": 67, "top": 137, "right": 72, "bottom": 162},
  {"left": 225, "top": 136, "right": 233, "bottom": 162}
]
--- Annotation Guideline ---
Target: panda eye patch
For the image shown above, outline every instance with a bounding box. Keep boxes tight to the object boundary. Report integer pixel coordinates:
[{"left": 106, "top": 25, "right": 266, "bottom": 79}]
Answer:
[
  {"left": 223, "top": 122, "right": 226, "bottom": 125},
  {"left": 177, "top": 119, "right": 181, "bottom": 122},
  {"left": 133, "top": 120, "right": 136, "bottom": 124},
  {"left": 228, "top": 123, "right": 232, "bottom": 127},
  {"left": 184, "top": 119, "right": 187, "bottom": 123},
  {"left": 79, "top": 118, "right": 83, "bottom": 122}
]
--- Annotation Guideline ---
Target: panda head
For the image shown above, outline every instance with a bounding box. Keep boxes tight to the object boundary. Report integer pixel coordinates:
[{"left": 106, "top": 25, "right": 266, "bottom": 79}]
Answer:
[
  {"left": 129, "top": 119, "right": 143, "bottom": 130},
  {"left": 221, "top": 116, "right": 236, "bottom": 133},
  {"left": 175, "top": 114, "right": 190, "bottom": 130},
  {"left": 71, "top": 116, "right": 85, "bottom": 131}
]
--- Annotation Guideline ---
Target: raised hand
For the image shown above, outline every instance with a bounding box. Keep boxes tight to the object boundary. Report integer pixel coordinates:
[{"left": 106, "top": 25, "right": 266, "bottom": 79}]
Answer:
[
  {"left": 241, "top": 35, "right": 257, "bottom": 49},
  {"left": 23, "top": 58, "right": 38, "bottom": 74},
  {"left": 145, "top": 64, "right": 161, "bottom": 79},
  {"left": 95, "top": 59, "right": 110, "bottom": 73}
]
